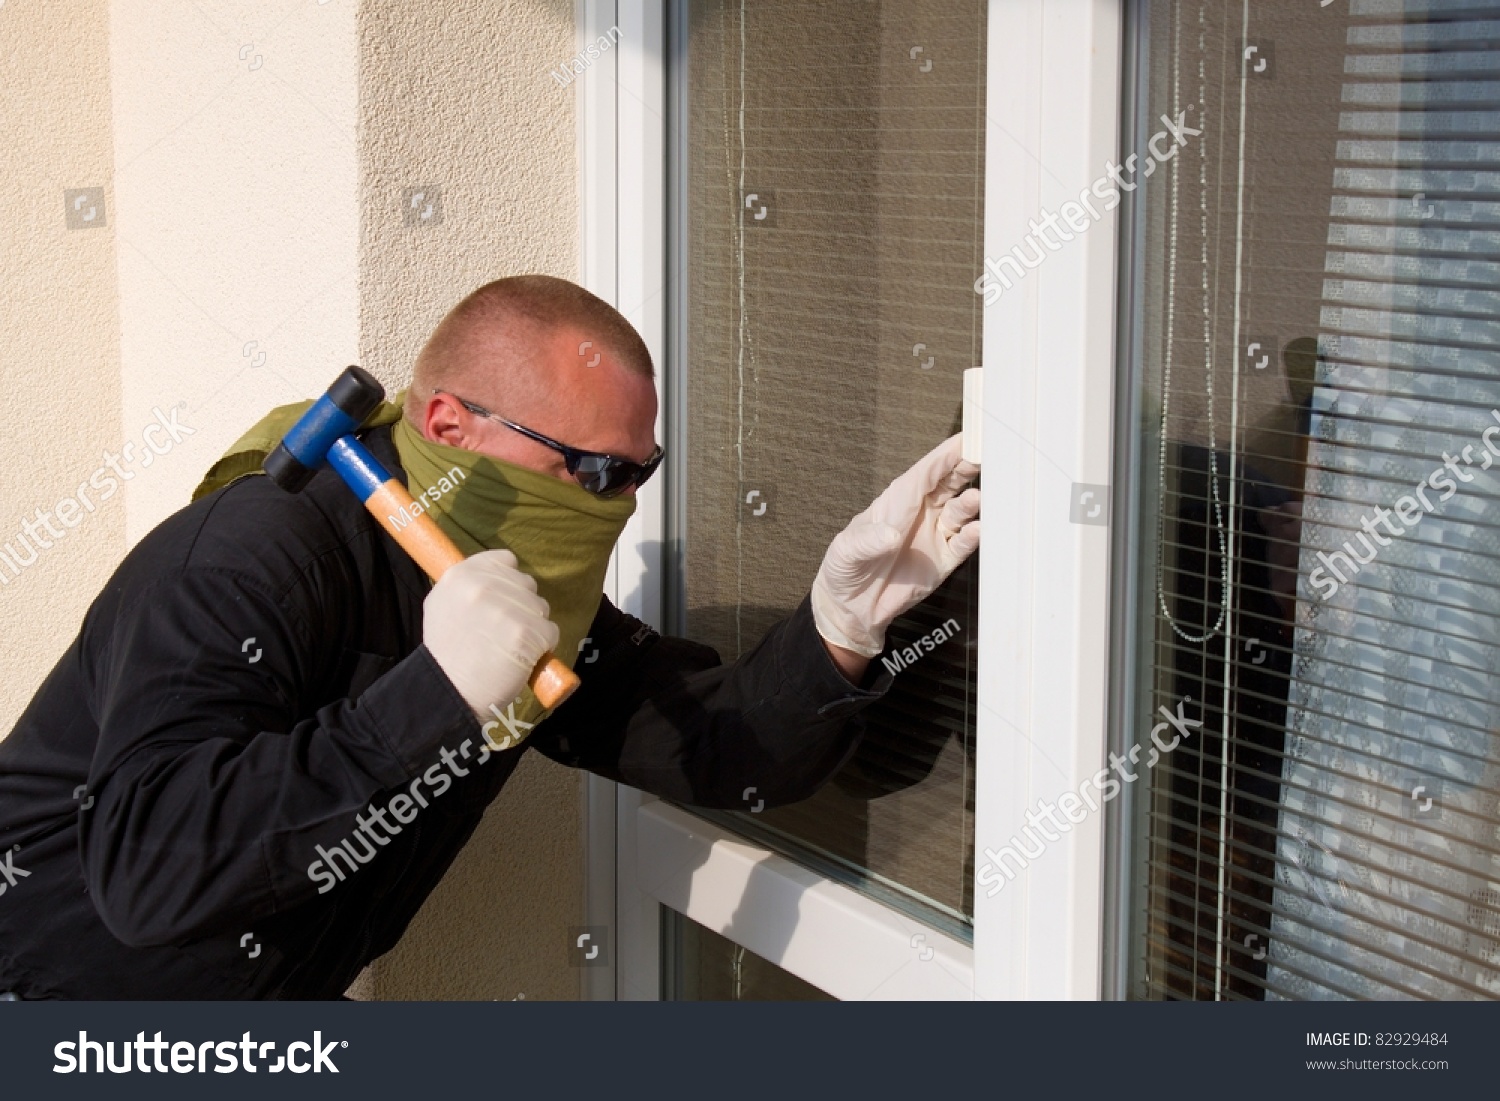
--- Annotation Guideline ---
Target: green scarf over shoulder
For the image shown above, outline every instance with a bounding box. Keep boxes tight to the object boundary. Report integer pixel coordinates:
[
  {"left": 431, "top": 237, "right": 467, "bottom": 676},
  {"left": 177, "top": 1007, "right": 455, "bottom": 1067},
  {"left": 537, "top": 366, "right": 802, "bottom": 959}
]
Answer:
[{"left": 194, "top": 390, "right": 635, "bottom": 731}]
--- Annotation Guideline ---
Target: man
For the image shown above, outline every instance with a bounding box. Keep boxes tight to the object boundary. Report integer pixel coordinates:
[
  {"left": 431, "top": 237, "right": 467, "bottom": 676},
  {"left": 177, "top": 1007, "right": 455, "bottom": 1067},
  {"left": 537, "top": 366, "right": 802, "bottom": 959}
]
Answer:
[{"left": 0, "top": 275, "right": 980, "bottom": 999}]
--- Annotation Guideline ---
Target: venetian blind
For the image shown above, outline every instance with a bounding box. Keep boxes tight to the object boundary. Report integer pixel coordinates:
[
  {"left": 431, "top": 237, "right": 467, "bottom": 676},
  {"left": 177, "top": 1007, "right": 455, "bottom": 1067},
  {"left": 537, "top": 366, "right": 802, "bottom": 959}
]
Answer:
[{"left": 1130, "top": 0, "right": 1500, "bottom": 1000}]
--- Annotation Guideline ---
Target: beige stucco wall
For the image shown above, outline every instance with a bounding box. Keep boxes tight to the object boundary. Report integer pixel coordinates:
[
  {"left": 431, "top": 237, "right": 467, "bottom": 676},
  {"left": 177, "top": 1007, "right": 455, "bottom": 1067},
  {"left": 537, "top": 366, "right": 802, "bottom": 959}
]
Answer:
[
  {"left": 0, "top": 0, "right": 124, "bottom": 729},
  {"left": 2, "top": 0, "right": 588, "bottom": 1001},
  {"left": 109, "top": 0, "right": 361, "bottom": 539},
  {"left": 357, "top": 0, "right": 585, "bottom": 1002}
]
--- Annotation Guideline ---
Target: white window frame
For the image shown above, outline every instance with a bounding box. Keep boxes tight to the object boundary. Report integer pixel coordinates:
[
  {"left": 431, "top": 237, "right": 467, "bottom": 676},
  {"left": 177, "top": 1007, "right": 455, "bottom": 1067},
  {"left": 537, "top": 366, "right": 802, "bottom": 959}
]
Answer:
[{"left": 577, "top": 0, "right": 1123, "bottom": 1002}]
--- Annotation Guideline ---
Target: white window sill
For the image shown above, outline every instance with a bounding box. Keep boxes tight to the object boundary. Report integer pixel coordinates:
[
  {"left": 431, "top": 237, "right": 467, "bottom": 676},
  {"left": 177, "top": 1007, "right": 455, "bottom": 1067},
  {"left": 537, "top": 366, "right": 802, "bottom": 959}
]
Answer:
[{"left": 636, "top": 801, "right": 975, "bottom": 1001}]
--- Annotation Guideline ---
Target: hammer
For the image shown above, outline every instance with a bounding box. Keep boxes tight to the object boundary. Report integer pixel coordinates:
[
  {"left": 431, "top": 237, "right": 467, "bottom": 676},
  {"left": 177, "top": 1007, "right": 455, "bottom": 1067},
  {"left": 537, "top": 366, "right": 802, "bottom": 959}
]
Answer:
[{"left": 262, "top": 365, "right": 581, "bottom": 709}]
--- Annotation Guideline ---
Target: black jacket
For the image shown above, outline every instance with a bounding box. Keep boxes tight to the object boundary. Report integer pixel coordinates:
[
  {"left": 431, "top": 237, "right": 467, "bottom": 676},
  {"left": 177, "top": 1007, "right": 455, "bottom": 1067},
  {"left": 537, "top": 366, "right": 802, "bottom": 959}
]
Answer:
[{"left": 0, "top": 425, "right": 885, "bottom": 999}]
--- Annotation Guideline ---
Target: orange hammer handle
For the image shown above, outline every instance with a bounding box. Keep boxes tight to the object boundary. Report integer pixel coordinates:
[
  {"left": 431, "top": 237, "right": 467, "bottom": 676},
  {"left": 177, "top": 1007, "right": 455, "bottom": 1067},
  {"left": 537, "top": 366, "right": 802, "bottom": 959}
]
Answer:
[{"left": 364, "top": 478, "right": 581, "bottom": 710}]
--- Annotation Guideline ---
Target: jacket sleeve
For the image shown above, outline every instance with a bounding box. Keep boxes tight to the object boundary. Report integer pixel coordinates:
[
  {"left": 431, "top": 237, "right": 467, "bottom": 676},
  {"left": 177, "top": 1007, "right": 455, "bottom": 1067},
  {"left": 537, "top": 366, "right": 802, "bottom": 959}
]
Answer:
[
  {"left": 78, "top": 565, "right": 478, "bottom": 949},
  {"left": 528, "top": 595, "right": 891, "bottom": 809}
]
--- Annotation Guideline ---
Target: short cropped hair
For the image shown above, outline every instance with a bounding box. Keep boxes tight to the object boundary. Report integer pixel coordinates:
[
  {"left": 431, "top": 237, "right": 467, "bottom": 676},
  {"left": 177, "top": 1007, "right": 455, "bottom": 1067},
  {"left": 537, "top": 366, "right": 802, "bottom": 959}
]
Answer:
[{"left": 406, "top": 275, "right": 653, "bottom": 420}]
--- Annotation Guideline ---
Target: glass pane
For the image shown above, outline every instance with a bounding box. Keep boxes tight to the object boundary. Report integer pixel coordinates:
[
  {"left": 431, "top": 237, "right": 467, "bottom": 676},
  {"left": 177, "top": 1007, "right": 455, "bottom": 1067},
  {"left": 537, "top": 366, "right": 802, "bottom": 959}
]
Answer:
[
  {"left": 670, "top": 0, "right": 987, "bottom": 932},
  {"left": 663, "top": 909, "right": 834, "bottom": 1001},
  {"left": 1120, "top": 0, "right": 1500, "bottom": 1000}
]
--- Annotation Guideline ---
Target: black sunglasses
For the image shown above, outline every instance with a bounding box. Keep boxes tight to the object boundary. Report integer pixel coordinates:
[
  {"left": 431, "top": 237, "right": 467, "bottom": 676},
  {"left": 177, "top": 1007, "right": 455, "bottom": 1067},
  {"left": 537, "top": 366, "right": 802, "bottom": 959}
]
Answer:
[{"left": 435, "top": 390, "right": 664, "bottom": 498}]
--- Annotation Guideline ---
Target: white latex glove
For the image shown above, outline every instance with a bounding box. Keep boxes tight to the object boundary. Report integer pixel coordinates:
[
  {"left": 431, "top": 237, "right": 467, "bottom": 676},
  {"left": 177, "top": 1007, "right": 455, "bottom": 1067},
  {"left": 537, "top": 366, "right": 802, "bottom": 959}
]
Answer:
[
  {"left": 423, "top": 548, "right": 561, "bottom": 720},
  {"left": 811, "top": 434, "right": 980, "bottom": 659}
]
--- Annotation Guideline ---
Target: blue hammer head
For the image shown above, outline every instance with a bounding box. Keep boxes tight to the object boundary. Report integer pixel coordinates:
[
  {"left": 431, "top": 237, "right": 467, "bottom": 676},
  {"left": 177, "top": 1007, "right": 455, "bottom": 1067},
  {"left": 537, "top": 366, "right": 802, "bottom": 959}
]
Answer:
[{"left": 263, "top": 366, "right": 386, "bottom": 493}]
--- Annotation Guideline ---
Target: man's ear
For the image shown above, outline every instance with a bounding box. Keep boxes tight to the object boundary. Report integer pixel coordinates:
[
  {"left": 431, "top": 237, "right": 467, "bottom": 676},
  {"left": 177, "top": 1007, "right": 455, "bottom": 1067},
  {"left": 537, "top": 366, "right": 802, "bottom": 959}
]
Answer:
[{"left": 420, "top": 391, "right": 470, "bottom": 448}]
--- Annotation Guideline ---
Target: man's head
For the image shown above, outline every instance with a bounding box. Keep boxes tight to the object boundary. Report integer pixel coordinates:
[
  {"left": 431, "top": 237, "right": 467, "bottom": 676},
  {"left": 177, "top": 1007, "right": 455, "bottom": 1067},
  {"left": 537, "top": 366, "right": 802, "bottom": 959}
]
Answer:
[{"left": 406, "top": 276, "right": 659, "bottom": 494}]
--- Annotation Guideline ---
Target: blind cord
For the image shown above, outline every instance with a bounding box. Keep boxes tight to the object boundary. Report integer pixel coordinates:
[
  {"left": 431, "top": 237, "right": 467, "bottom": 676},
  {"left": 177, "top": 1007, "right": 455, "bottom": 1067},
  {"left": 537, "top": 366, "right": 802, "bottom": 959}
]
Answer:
[
  {"left": 1154, "top": 0, "right": 1234, "bottom": 646},
  {"left": 1213, "top": 0, "right": 1255, "bottom": 1005},
  {"left": 720, "top": 0, "right": 752, "bottom": 655}
]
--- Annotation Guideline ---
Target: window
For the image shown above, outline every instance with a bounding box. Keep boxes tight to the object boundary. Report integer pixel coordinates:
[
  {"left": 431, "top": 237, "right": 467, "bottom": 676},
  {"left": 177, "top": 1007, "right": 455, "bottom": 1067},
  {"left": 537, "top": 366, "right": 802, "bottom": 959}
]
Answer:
[
  {"left": 1118, "top": 0, "right": 1500, "bottom": 1000},
  {"left": 663, "top": 909, "right": 835, "bottom": 1001},
  {"left": 667, "top": 0, "right": 988, "bottom": 935}
]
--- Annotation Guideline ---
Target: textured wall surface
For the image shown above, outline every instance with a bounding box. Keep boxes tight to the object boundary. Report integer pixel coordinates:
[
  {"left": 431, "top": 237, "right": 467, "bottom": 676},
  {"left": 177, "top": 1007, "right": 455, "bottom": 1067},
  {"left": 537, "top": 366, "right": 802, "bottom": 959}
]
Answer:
[
  {"left": 0, "top": 0, "right": 124, "bottom": 730},
  {"left": 358, "top": 0, "right": 586, "bottom": 1002},
  {"left": 1, "top": 0, "right": 588, "bottom": 1003},
  {"left": 357, "top": 0, "right": 580, "bottom": 390},
  {"left": 109, "top": 0, "right": 360, "bottom": 541}
]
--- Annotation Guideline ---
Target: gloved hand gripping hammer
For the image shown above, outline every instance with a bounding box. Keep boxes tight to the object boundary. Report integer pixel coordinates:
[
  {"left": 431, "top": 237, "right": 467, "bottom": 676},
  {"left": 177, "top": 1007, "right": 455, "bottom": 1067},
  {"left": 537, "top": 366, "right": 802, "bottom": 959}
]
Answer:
[{"left": 262, "top": 365, "right": 581, "bottom": 709}]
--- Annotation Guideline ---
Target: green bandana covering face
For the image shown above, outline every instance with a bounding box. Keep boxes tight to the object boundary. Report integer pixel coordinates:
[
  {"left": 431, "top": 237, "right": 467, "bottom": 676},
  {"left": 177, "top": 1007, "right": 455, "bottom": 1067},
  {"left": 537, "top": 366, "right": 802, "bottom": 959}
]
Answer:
[
  {"left": 195, "top": 390, "right": 636, "bottom": 732},
  {"left": 389, "top": 415, "right": 635, "bottom": 727}
]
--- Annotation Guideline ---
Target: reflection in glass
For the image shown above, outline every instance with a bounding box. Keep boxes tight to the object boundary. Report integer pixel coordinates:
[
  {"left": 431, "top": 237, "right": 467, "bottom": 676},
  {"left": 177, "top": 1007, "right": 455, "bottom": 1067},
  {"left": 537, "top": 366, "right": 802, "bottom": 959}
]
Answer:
[
  {"left": 1123, "top": 0, "right": 1500, "bottom": 1000},
  {"left": 672, "top": 0, "right": 987, "bottom": 932}
]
